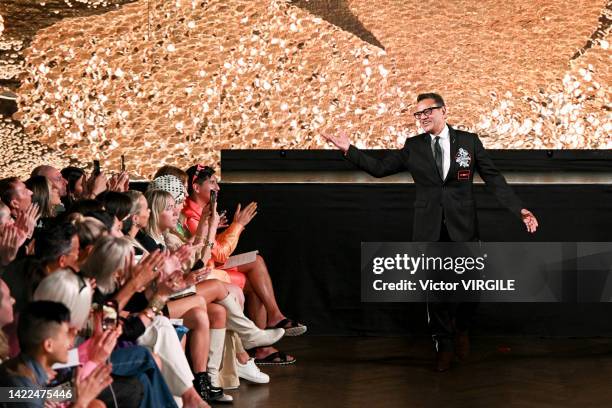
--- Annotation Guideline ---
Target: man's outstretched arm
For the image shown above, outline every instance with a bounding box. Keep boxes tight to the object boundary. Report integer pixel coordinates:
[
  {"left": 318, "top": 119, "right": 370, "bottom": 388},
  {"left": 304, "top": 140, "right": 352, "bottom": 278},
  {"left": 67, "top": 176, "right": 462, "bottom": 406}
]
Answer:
[
  {"left": 473, "top": 135, "right": 538, "bottom": 233},
  {"left": 323, "top": 130, "right": 408, "bottom": 178}
]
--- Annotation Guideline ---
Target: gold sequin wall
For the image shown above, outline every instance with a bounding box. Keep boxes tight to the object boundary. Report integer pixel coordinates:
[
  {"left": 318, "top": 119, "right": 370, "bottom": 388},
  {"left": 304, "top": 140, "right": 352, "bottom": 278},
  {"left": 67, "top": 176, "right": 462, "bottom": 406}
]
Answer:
[{"left": 1, "top": 0, "right": 610, "bottom": 179}]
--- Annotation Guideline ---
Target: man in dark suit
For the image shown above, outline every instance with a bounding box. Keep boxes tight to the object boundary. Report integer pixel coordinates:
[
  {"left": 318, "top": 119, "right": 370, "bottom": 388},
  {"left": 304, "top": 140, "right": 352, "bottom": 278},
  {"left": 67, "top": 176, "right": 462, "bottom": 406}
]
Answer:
[{"left": 324, "top": 93, "right": 538, "bottom": 371}]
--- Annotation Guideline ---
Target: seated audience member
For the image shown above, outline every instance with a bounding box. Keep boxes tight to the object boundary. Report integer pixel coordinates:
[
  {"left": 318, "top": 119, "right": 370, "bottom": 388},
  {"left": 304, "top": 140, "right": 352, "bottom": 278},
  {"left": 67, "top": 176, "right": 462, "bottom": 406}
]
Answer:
[
  {"left": 148, "top": 174, "right": 271, "bottom": 385},
  {"left": 154, "top": 165, "right": 189, "bottom": 190},
  {"left": 69, "top": 214, "right": 109, "bottom": 264},
  {"left": 96, "top": 190, "right": 133, "bottom": 234},
  {"left": 0, "top": 203, "right": 27, "bottom": 267},
  {"left": 34, "top": 268, "right": 175, "bottom": 408},
  {"left": 25, "top": 175, "right": 61, "bottom": 225},
  {"left": 73, "top": 208, "right": 123, "bottom": 239},
  {"left": 30, "top": 165, "right": 68, "bottom": 200},
  {"left": 184, "top": 165, "right": 305, "bottom": 365},
  {"left": 147, "top": 175, "right": 191, "bottom": 240},
  {"left": 63, "top": 167, "right": 110, "bottom": 202},
  {"left": 0, "top": 279, "right": 15, "bottom": 361},
  {"left": 0, "top": 177, "right": 33, "bottom": 216},
  {"left": 138, "top": 189, "right": 183, "bottom": 251},
  {"left": 146, "top": 188, "right": 282, "bottom": 380},
  {"left": 2, "top": 220, "right": 79, "bottom": 315},
  {"left": 0, "top": 177, "right": 39, "bottom": 239},
  {"left": 80, "top": 236, "right": 218, "bottom": 405},
  {"left": 123, "top": 190, "right": 151, "bottom": 255},
  {"left": 61, "top": 166, "right": 87, "bottom": 207},
  {"left": 0, "top": 301, "right": 112, "bottom": 408},
  {"left": 123, "top": 190, "right": 260, "bottom": 396}
]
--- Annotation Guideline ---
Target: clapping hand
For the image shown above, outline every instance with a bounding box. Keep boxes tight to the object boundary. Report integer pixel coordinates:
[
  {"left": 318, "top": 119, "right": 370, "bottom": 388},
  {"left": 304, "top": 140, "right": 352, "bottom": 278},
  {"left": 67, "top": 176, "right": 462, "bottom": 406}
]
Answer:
[
  {"left": 233, "top": 202, "right": 257, "bottom": 227},
  {"left": 156, "top": 269, "right": 191, "bottom": 297},
  {"left": 14, "top": 203, "right": 40, "bottom": 238},
  {"left": 217, "top": 210, "right": 229, "bottom": 229},
  {"left": 74, "top": 363, "right": 113, "bottom": 408},
  {"left": 0, "top": 224, "right": 27, "bottom": 265},
  {"left": 127, "top": 250, "right": 166, "bottom": 292},
  {"left": 190, "top": 266, "right": 212, "bottom": 284}
]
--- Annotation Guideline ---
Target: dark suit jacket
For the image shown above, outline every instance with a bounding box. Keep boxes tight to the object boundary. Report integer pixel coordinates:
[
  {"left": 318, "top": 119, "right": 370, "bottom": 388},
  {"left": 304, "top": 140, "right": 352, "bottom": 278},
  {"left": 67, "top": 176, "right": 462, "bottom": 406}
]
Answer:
[{"left": 346, "top": 125, "right": 523, "bottom": 241}]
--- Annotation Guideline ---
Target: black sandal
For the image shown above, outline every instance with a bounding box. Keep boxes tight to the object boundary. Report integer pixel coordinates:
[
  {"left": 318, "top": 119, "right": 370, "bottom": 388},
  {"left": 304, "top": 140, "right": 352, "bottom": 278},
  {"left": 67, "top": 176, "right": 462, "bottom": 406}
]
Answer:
[
  {"left": 254, "top": 351, "right": 297, "bottom": 366},
  {"left": 267, "top": 318, "right": 307, "bottom": 337}
]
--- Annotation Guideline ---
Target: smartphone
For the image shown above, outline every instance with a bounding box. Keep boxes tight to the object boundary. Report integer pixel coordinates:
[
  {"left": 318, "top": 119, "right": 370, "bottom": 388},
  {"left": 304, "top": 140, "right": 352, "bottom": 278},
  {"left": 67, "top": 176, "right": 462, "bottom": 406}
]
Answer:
[
  {"left": 47, "top": 366, "right": 77, "bottom": 387},
  {"left": 121, "top": 155, "right": 126, "bottom": 172},
  {"left": 101, "top": 299, "right": 118, "bottom": 331},
  {"left": 210, "top": 190, "right": 217, "bottom": 207},
  {"left": 93, "top": 160, "right": 101, "bottom": 177}
]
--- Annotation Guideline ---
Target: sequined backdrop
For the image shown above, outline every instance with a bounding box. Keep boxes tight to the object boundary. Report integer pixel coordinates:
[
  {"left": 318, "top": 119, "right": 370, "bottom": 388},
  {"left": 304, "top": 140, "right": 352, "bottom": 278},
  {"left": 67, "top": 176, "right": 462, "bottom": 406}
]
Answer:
[{"left": 0, "top": 0, "right": 610, "bottom": 179}]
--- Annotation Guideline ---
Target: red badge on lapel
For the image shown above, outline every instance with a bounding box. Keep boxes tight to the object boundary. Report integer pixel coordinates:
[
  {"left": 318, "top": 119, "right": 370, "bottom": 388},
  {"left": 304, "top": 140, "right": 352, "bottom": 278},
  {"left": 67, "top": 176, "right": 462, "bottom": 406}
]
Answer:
[{"left": 458, "top": 170, "right": 470, "bottom": 180}]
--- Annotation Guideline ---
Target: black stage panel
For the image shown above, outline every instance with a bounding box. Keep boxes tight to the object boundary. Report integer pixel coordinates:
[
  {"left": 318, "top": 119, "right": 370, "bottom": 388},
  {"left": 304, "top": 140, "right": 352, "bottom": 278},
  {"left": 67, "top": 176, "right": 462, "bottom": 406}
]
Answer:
[
  {"left": 222, "top": 149, "right": 612, "bottom": 172},
  {"left": 217, "top": 149, "right": 612, "bottom": 337},
  {"left": 217, "top": 182, "right": 612, "bottom": 337}
]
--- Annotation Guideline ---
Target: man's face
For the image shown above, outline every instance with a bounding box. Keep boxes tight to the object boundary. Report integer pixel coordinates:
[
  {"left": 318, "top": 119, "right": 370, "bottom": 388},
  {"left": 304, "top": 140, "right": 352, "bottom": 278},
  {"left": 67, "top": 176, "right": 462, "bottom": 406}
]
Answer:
[
  {"left": 62, "top": 235, "right": 81, "bottom": 271},
  {"left": 47, "top": 322, "right": 72, "bottom": 364},
  {"left": 41, "top": 167, "right": 67, "bottom": 197},
  {"left": 10, "top": 180, "right": 33, "bottom": 212},
  {"left": 195, "top": 175, "right": 220, "bottom": 205},
  {"left": 49, "top": 184, "right": 62, "bottom": 207},
  {"left": 414, "top": 98, "right": 447, "bottom": 135}
]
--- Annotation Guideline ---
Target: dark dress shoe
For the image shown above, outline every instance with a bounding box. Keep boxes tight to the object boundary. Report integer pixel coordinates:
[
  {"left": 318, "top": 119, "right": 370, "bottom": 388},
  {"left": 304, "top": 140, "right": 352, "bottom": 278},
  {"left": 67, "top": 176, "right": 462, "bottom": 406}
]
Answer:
[
  {"left": 435, "top": 351, "right": 454, "bottom": 372},
  {"left": 455, "top": 331, "right": 470, "bottom": 361}
]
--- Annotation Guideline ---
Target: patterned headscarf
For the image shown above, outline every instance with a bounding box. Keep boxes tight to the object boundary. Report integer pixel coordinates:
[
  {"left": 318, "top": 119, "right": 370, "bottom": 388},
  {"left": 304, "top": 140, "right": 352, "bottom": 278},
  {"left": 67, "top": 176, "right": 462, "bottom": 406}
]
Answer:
[{"left": 147, "top": 175, "right": 187, "bottom": 204}]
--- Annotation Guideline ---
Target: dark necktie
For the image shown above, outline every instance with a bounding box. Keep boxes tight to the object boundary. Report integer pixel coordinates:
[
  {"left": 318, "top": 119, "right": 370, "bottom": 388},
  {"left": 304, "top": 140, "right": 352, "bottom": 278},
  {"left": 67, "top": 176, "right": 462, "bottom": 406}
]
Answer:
[{"left": 434, "top": 136, "right": 443, "bottom": 179}]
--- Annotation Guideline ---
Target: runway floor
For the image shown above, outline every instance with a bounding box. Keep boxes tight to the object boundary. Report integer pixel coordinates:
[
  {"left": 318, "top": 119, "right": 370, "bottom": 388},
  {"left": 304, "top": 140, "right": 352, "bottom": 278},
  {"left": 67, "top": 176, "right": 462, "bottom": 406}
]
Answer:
[{"left": 228, "top": 336, "right": 612, "bottom": 408}]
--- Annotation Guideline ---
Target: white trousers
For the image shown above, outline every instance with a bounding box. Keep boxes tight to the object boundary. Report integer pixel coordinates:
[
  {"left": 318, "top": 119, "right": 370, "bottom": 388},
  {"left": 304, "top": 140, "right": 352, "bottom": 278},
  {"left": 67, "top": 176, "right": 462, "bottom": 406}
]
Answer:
[{"left": 138, "top": 315, "right": 194, "bottom": 397}]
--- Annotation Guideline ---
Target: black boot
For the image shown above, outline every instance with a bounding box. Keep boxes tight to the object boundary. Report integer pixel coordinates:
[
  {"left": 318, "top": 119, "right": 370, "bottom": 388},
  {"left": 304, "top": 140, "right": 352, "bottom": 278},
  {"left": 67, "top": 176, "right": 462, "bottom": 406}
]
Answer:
[{"left": 193, "top": 371, "right": 224, "bottom": 402}]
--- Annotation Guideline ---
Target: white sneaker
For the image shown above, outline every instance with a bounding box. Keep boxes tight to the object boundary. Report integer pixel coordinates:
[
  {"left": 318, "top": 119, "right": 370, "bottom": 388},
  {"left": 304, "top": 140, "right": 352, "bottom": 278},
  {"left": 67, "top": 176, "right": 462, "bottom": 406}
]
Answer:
[{"left": 236, "top": 358, "right": 270, "bottom": 384}]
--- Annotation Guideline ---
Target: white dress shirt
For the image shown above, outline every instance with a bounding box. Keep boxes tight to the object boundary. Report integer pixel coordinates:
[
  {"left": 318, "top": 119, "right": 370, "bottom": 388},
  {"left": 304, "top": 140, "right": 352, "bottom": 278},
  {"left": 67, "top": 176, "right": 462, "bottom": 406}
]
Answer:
[{"left": 429, "top": 124, "right": 451, "bottom": 180}]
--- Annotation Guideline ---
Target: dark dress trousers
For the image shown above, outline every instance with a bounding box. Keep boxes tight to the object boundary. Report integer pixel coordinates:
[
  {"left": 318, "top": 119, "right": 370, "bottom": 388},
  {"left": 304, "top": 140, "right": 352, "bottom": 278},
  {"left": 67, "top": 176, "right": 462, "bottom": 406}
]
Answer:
[{"left": 345, "top": 125, "right": 523, "bottom": 242}]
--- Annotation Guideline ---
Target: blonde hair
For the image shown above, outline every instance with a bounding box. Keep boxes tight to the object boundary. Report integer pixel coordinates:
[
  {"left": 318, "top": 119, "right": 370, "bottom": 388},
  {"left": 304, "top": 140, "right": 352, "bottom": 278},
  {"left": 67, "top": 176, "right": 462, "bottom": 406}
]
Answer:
[
  {"left": 33, "top": 269, "right": 93, "bottom": 330},
  {"left": 144, "top": 189, "right": 174, "bottom": 238},
  {"left": 69, "top": 214, "right": 108, "bottom": 248},
  {"left": 80, "top": 235, "right": 133, "bottom": 295},
  {"left": 125, "top": 190, "right": 145, "bottom": 215}
]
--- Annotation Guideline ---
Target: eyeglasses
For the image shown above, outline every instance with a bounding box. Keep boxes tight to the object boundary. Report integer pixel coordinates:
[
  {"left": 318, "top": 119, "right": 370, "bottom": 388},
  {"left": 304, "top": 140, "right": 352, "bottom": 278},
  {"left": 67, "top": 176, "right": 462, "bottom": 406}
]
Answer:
[{"left": 413, "top": 106, "right": 443, "bottom": 119}]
